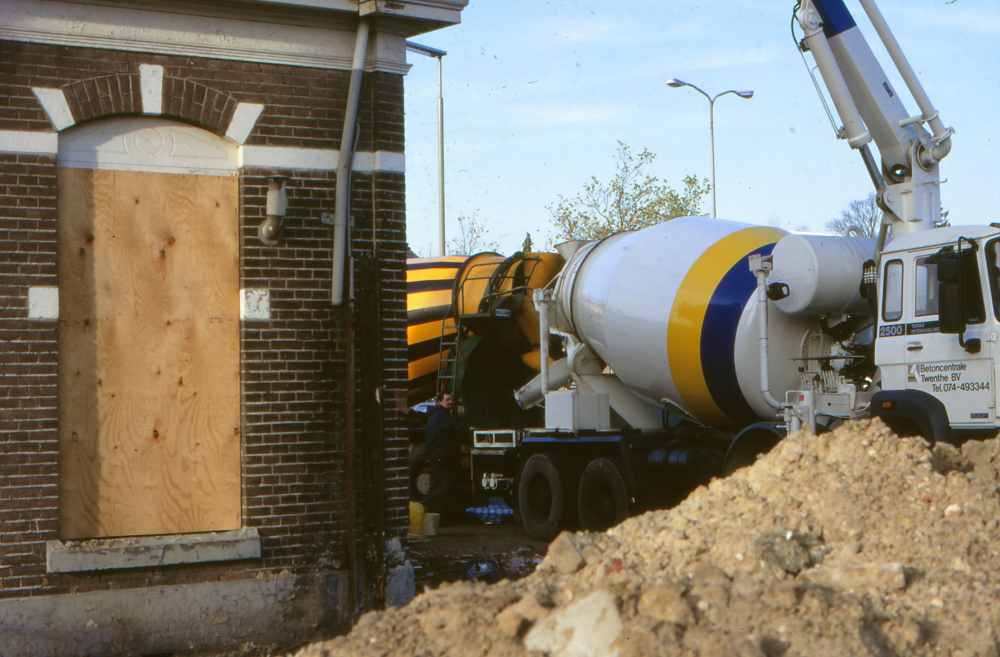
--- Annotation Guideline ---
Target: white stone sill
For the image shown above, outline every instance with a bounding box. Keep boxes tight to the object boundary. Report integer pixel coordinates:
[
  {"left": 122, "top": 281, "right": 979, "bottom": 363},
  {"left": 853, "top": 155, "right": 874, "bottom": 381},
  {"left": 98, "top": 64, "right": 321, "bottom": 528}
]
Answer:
[{"left": 46, "top": 528, "right": 261, "bottom": 573}]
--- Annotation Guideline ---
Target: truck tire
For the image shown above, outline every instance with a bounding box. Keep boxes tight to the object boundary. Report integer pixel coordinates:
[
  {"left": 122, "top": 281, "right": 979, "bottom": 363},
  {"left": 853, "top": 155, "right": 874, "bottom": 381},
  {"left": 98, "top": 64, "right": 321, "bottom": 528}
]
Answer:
[
  {"left": 518, "top": 453, "right": 578, "bottom": 541},
  {"left": 410, "top": 443, "right": 431, "bottom": 501},
  {"left": 577, "top": 457, "right": 629, "bottom": 532},
  {"left": 723, "top": 424, "right": 784, "bottom": 476}
]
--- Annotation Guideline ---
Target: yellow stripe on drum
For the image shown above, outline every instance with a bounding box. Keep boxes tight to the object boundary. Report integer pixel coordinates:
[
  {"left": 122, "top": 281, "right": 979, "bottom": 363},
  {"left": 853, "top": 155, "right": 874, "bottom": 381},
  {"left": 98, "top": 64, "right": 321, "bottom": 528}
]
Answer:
[
  {"left": 407, "top": 267, "right": 463, "bottom": 283},
  {"left": 408, "top": 318, "right": 456, "bottom": 346},
  {"left": 408, "top": 352, "right": 439, "bottom": 382},
  {"left": 407, "top": 289, "right": 453, "bottom": 312},
  {"left": 407, "top": 256, "right": 468, "bottom": 265},
  {"left": 667, "top": 226, "right": 785, "bottom": 426}
]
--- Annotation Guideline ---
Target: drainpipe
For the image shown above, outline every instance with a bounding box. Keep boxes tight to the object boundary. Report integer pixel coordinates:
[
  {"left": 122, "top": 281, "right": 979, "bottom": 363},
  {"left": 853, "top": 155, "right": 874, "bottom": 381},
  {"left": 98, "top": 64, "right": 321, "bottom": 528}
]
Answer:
[
  {"left": 749, "top": 254, "right": 783, "bottom": 413},
  {"left": 332, "top": 18, "right": 371, "bottom": 306},
  {"left": 340, "top": 15, "right": 370, "bottom": 621},
  {"left": 535, "top": 288, "right": 552, "bottom": 396}
]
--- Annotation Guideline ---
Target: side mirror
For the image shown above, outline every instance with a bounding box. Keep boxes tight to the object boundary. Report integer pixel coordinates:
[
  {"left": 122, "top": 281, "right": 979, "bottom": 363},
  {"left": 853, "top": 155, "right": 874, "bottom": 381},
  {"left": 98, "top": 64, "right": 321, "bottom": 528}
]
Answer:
[
  {"left": 937, "top": 256, "right": 961, "bottom": 283},
  {"left": 939, "top": 282, "right": 964, "bottom": 334}
]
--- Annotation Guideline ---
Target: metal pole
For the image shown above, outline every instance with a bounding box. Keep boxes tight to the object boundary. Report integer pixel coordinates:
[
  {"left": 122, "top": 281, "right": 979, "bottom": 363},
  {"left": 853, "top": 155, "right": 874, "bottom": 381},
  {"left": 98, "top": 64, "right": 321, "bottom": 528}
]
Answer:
[
  {"left": 708, "top": 98, "right": 717, "bottom": 218},
  {"left": 406, "top": 42, "right": 449, "bottom": 256},
  {"left": 437, "top": 56, "right": 446, "bottom": 256},
  {"left": 665, "top": 79, "right": 753, "bottom": 219}
]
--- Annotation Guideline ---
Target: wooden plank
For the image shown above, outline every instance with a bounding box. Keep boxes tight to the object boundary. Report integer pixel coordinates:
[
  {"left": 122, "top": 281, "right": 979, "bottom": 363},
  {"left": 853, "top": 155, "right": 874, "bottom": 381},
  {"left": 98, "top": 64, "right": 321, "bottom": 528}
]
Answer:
[
  {"left": 58, "top": 167, "right": 103, "bottom": 535},
  {"left": 58, "top": 168, "right": 240, "bottom": 538}
]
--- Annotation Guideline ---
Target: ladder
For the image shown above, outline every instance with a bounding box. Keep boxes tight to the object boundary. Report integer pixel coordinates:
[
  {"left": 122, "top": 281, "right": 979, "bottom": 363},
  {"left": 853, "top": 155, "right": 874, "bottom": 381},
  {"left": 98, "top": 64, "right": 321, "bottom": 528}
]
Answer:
[{"left": 435, "top": 253, "right": 544, "bottom": 398}]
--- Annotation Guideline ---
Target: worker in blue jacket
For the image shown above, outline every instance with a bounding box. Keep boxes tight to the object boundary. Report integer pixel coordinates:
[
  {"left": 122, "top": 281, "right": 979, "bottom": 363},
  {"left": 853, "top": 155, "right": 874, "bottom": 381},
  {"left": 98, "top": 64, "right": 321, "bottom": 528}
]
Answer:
[{"left": 422, "top": 392, "right": 471, "bottom": 521}]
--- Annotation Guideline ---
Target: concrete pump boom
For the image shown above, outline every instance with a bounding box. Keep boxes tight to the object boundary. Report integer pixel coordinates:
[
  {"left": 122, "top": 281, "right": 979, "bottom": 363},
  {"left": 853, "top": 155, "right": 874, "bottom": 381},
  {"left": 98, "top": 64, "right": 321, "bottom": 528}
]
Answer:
[{"left": 797, "top": 0, "right": 953, "bottom": 238}]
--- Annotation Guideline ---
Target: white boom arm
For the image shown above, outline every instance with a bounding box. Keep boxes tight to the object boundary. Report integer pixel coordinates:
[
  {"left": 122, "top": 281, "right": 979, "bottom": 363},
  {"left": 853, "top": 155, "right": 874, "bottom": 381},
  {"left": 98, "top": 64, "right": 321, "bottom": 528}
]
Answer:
[{"left": 797, "top": 0, "right": 953, "bottom": 238}]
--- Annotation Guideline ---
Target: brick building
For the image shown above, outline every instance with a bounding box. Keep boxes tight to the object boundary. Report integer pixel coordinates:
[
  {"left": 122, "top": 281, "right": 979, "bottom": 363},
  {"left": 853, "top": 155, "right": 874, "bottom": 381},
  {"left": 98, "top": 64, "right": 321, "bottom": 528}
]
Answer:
[{"left": 0, "top": 1, "right": 466, "bottom": 653}]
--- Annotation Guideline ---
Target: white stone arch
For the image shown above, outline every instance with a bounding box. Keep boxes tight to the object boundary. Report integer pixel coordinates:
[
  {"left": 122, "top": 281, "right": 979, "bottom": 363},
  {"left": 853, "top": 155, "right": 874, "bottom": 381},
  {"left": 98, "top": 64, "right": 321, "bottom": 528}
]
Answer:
[{"left": 58, "top": 116, "right": 239, "bottom": 175}]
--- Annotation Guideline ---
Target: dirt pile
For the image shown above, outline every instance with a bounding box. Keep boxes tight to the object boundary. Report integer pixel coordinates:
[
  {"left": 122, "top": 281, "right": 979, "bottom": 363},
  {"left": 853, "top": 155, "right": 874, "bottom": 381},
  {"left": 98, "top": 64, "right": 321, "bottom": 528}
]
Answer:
[{"left": 296, "top": 420, "right": 1000, "bottom": 656}]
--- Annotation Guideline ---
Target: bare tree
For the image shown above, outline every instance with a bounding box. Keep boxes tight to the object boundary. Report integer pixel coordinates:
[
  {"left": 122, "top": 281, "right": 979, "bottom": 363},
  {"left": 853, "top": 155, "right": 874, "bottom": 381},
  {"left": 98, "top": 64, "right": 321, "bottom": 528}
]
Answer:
[
  {"left": 549, "top": 142, "right": 710, "bottom": 242},
  {"left": 826, "top": 192, "right": 950, "bottom": 238},
  {"left": 826, "top": 192, "right": 882, "bottom": 238},
  {"left": 447, "top": 213, "right": 499, "bottom": 256}
]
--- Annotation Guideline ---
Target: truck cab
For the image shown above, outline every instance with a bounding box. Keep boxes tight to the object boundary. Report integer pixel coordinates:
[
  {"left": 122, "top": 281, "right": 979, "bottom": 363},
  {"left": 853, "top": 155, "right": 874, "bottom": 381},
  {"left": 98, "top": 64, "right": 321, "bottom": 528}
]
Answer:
[{"left": 874, "top": 225, "right": 1000, "bottom": 440}]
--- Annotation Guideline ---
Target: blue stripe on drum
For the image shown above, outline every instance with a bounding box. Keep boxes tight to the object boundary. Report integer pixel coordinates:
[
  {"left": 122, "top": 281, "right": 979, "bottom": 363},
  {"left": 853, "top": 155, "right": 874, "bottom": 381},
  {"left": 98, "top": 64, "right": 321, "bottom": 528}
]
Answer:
[{"left": 700, "top": 243, "right": 777, "bottom": 426}]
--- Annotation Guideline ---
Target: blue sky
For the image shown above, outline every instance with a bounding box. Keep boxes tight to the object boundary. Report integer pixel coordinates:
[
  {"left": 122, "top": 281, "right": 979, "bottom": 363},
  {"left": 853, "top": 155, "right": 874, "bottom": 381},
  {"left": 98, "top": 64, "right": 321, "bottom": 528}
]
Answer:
[{"left": 402, "top": 0, "right": 1000, "bottom": 256}]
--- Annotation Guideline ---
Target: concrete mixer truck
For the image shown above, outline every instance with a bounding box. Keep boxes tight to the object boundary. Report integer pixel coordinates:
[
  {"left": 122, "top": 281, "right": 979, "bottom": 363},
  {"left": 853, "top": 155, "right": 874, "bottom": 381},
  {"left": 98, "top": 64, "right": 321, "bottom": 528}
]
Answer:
[{"left": 407, "top": 0, "right": 997, "bottom": 541}]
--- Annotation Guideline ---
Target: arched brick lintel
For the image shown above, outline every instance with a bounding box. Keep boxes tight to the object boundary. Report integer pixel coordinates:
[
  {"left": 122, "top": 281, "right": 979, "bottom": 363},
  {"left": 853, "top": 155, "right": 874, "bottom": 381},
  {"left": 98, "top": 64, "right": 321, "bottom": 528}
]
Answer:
[{"left": 61, "top": 73, "right": 238, "bottom": 139}]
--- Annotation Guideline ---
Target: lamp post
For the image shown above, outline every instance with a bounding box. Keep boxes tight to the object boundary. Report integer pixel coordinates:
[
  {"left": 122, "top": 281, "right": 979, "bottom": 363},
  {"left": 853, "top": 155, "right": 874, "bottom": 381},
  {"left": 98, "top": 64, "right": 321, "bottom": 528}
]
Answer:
[
  {"left": 407, "top": 41, "right": 448, "bottom": 255},
  {"left": 665, "top": 78, "right": 753, "bottom": 218}
]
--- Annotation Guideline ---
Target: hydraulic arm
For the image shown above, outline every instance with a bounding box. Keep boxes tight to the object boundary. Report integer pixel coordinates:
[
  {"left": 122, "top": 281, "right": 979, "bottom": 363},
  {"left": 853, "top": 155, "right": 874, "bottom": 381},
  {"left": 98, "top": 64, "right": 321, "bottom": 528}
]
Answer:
[{"left": 797, "top": 0, "right": 953, "bottom": 237}]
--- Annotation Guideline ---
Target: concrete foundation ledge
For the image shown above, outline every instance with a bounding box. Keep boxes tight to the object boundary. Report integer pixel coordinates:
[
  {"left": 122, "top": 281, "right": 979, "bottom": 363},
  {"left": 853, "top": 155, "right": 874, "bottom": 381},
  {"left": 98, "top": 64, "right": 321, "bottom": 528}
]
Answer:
[
  {"left": 0, "top": 570, "right": 349, "bottom": 657},
  {"left": 46, "top": 528, "right": 261, "bottom": 573}
]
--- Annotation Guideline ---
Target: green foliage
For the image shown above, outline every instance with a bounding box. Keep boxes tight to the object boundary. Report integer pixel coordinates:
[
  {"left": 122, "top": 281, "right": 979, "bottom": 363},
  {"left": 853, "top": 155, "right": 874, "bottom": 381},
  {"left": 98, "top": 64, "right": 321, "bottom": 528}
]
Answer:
[
  {"left": 935, "top": 209, "right": 951, "bottom": 229},
  {"left": 548, "top": 142, "right": 710, "bottom": 242}
]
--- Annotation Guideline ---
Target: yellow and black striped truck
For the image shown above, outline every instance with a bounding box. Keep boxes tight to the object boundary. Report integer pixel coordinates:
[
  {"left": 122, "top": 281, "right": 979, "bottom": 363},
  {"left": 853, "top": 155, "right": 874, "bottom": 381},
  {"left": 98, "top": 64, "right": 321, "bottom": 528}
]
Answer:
[
  {"left": 404, "top": 250, "right": 565, "bottom": 499},
  {"left": 406, "top": 250, "right": 565, "bottom": 418}
]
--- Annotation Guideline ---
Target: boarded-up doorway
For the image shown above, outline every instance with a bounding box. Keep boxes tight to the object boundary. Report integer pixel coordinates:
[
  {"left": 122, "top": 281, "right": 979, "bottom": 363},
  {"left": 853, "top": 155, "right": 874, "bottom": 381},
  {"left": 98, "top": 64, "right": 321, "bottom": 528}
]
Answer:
[{"left": 57, "top": 118, "right": 241, "bottom": 538}]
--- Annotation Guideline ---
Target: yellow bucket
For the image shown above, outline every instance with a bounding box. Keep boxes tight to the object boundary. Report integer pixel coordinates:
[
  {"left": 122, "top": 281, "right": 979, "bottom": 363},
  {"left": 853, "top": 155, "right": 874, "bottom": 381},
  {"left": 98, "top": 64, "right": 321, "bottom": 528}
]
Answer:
[{"left": 409, "top": 501, "right": 425, "bottom": 536}]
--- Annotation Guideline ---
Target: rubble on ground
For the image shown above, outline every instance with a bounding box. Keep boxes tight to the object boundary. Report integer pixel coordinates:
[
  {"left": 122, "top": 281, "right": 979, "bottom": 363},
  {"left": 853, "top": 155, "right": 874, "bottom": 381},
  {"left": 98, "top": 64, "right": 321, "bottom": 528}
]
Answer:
[{"left": 295, "top": 419, "right": 1000, "bottom": 656}]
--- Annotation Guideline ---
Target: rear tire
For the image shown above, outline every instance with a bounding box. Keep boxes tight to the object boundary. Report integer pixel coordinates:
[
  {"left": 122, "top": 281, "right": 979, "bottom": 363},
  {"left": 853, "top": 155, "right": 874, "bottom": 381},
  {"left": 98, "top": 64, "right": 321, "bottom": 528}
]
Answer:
[
  {"left": 518, "top": 453, "right": 578, "bottom": 541},
  {"left": 410, "top": 443, "right": 431, "bottom": 501},
  {"left": 577, "top": 457, "right": 629, "bottom": 532},
  {"left": 723, "top": 428, "right": 782, "bottom": 476}
]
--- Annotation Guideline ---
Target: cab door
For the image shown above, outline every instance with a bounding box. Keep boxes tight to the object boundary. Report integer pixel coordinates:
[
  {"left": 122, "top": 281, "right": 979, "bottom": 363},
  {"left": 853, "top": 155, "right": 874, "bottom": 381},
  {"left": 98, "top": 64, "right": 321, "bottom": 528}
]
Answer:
[
  {"left": 984, "top": 238, "right": 1000, "bottom": 430},
  {"left": 902, "top": 247, "right": 995, "bottom": 430},
  {"left": 874, "top": 258, "right": 906, "bottom": 390}
]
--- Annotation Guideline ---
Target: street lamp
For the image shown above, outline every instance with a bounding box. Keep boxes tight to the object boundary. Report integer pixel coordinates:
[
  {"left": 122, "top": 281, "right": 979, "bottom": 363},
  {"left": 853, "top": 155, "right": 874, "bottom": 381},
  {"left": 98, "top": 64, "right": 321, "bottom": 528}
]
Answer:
[
  {"left": 407, "top": 41, "right": 448, "bottom": 256},
  {"left": 666, "top": 78, "right": 753, "bottom": 218}
]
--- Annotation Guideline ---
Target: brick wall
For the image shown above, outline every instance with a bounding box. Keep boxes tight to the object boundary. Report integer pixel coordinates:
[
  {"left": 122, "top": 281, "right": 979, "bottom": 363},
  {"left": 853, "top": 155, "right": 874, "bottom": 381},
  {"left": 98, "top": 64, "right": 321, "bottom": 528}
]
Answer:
[
  {"left": 0, "top": 39, "right": 409, "bottom": 603},
  {"left": 0, "top": 152, "right": 59, "bottom": 594}
]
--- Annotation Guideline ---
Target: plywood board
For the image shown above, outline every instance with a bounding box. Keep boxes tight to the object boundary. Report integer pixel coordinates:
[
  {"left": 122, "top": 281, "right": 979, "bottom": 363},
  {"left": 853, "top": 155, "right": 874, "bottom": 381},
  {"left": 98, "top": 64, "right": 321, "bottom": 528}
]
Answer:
[{"left": 58, "top": 167, "right": 241, "bottom": 538}]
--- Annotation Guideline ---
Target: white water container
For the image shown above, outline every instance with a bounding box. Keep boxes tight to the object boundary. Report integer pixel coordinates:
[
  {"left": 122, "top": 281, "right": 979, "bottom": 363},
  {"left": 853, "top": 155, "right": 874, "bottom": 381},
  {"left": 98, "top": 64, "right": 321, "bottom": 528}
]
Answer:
[{"left": 770, "top": 234, "right": 876, "bottom": 315}]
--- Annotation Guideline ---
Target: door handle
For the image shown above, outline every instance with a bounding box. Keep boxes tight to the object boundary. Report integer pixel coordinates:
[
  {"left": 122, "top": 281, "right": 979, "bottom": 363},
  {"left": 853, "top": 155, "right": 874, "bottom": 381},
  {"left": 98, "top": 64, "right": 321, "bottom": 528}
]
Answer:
[{"left": 906, "top": 342, "right": 923, "bottom": 351}]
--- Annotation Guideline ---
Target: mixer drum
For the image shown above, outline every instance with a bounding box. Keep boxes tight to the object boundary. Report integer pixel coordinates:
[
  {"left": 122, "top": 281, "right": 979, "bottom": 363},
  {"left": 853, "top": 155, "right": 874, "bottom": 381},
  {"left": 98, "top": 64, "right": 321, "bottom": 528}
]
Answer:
[{"left": 554, "top": 217, "right": 818, "bottom": 429}]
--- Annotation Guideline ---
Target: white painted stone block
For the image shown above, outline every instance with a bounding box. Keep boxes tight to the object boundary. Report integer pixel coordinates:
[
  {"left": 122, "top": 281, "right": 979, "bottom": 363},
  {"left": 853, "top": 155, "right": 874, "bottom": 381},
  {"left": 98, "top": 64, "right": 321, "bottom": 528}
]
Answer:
[
  {"left": 0, "top": 130, "right": 58, "bottom": 154},
  {"left": 241, "top": 288, "right": 270, "bottom": 320},
  {"left": 28, "top": 286, "right": 59, "bottom": 319},
  {"left": 354, "top": 150, "right": 405, "bottom": 173},
  {"left": 240, "top": 145, "right": 338, "bottom": 170},
  {"left": 225, "top": 103, "right": 265, "bottom": 145},
  {"left": 31, "top": 88, "right": 75, "bottom": 131},
  {"left": 140, "top": 64, "right": 164, "bottom": 114}
]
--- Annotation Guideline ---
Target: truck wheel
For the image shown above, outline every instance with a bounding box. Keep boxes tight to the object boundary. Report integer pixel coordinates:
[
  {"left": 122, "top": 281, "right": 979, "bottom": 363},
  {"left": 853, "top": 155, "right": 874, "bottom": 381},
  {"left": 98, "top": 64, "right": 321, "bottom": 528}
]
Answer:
[
  {"left": 724, "top": 426, "right": 782, "bottom": 476},
  {"left": 577, "top": 457, "right": 629, "bottom": 532},
  {"left": 518, "top": 453, "right": 578, "bottom": 541},
  {"left": 410, "top": 443, "right": 431, "bottom": 501}
]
